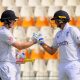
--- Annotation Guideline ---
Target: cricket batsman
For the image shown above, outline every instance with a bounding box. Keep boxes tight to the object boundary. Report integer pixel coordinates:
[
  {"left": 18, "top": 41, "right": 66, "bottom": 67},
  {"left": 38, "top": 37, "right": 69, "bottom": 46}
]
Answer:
[
  {"left": 0, "top": 10, "right": 36, "bottom": 80},
  {"left": 33, "top": 10, "right": 80, "bottom": 80}
]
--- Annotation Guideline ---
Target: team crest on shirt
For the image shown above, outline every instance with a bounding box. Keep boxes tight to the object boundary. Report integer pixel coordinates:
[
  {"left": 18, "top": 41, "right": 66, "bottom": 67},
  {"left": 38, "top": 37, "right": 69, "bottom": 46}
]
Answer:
[
  {"left": 57, "top": 35, "right": 59, "bottom": 38},
  {"left": 8, "top": 36, "right": 13, "bottom": 43},
  {"left": 66, "top": 31, "right": 69, "bottom": 37},
  {"left": 77, "top": 36, "right": 80, "bottom": 41}
]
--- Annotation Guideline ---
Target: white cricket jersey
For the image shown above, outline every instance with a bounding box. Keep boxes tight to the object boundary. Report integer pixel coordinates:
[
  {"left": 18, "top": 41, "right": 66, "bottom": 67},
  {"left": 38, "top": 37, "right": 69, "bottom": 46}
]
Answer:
[
  {"left": 0, "top": 26, "right": 16, "bottom": 62},
  {"left": 52, "top": 23, "right": 80, "bottom": 63}
]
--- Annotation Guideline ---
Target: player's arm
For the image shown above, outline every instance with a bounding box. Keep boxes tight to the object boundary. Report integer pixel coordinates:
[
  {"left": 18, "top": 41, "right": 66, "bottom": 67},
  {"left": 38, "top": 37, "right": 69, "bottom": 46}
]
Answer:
[
  {"left": 1, "top": 32, "right": 37, "bottom": 50},
  {"left": 41, "top": 43, "right": 58, "bottom": 55},
  {"left": 32, "top": 33, "right": 58, "bottom": 55},
  {"left": 70, "top": 27, "right": 80, "bottom": 47},
  {"left": 12, "top": 39, "right": 36, "bottom": 50}
]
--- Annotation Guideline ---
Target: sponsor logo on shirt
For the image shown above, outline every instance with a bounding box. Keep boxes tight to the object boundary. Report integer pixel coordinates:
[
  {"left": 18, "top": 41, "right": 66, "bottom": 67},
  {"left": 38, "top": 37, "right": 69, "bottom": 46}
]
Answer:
[{"left": 57, "top": 41, "right": 68, "bottom": 47}]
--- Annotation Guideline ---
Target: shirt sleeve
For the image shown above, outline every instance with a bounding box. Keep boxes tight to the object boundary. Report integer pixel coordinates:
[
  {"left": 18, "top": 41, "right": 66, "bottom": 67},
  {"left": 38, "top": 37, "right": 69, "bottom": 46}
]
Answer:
[
  {"left": 71, "top": 27, "right": 80, "bottom": 44},
  {"left": 52, "top": 37, "right": 58, "bottom": 49},
  {"left": 0, "top": 32, "right": 16, "bottom": 45}
]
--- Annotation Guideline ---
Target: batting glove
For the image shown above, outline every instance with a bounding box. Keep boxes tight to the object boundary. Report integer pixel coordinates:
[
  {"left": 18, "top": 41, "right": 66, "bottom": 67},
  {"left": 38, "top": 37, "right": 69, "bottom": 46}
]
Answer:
[{"left": 32, "top": 33, "right": 44, "bottom": 45}]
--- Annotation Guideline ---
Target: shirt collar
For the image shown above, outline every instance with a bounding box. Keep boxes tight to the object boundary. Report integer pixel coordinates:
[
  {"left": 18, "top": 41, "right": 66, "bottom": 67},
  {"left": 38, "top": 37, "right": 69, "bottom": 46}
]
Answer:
[
  {"left": 2, "top": 26, "right": 8, "bottom": 30},
  {"left": 63, "top": 23, "right": 70, "bottom": 30}
]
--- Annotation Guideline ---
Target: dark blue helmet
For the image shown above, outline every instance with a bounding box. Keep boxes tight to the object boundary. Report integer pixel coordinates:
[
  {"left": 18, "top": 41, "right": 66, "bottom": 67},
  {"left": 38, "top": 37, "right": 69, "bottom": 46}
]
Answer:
[
  {"left": 51, "top": 10, "right": 70, "bottom": 23},
  {"left": 1, "top": 10, "right": 18, "bottom": 22}
]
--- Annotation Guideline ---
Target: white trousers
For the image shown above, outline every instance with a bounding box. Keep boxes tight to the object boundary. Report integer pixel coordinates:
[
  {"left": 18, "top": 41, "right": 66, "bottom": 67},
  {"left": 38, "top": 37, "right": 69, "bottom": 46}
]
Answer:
[
  {"left": 0, "top": 62, "right": 20, "bottom": 80},
  {"left": 59, "top": 61, "right": 80, "bottom": 80}
]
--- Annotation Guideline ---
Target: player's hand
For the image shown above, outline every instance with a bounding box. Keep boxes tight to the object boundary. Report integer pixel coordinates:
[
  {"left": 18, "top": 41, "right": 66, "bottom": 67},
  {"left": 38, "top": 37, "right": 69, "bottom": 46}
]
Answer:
[
  {"left": 37, "top": 34, "right": 44, "bottom": 45},
  {"left": 32, "top": 37, "right": 37, "bottom": 44},
  {"left": 32, "top": 33, "right": 44, "bottom": 45}
]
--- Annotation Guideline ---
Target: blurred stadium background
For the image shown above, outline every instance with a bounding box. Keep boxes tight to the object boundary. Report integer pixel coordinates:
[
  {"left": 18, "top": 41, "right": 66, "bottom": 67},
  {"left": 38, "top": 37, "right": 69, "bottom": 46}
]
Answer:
[{"left": 0, "top": 0, "right": 80, "bottom": 80}]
